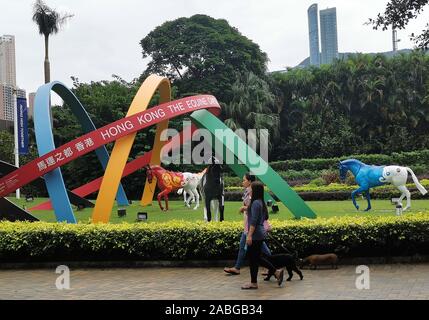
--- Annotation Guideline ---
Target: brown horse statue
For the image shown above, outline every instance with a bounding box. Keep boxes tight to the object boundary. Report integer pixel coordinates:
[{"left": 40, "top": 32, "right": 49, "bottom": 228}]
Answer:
[{"left": 144, "top": 165, "right": 185, "bottom": 211}]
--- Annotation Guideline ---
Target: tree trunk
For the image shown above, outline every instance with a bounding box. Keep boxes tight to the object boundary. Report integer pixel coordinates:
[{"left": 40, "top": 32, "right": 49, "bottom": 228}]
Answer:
[{"left": 44, "top": 35, "right": 50, "bottom": 84}]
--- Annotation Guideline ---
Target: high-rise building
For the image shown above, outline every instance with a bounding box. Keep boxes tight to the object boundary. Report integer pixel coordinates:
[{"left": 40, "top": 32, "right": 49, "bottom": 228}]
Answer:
[
  {"left": 320, "top": 8, "right": 338, "bottom": 64},
  {"left": 307, "top": 4, "right": 320, "bottom": 66},
  {"left": 28, "top": 92, "right": 36, "bottom": 119},
  {"left": 0, "top": 35, "right": 28, "bottom": 128},
  {"left": 0, "top": 35, "right": 17, "bottom": 87},
  {"left": 0, "top": 84, "right": 25, "bottom": 121}
]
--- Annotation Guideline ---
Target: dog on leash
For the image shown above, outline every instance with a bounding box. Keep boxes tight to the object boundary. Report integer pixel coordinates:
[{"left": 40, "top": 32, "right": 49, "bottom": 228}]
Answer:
[
  {"left": 263, "top": 252, "right": 304, "bottom": 282},
  {"left": 299, "top": 253, "right": 339, "bottom": 269},
  {"left": 299, "top": 246, "right": 349, "bottom": 270}
]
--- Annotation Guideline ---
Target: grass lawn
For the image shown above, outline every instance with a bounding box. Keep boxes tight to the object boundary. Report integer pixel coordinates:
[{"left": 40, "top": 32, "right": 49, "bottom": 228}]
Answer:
[{"left": 7, "top": 197, "right": 429, "bottom": 223}]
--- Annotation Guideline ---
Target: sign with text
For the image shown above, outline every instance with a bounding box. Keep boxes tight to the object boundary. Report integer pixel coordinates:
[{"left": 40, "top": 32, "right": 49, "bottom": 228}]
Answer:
[
  {"left": 16, "top": 97, "right": 29, "bottom": 155},
  {"left": 0, "top": 95, "right": 220, "bottom": 198}
]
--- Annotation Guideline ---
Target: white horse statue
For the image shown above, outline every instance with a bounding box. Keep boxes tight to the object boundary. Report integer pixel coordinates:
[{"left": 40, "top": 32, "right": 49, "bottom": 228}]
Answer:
[
  {"left": 380, "top": 165, "right": 427, "bottom": 210},
  {"left": 339, "top": 159, "right": 427, "bottom": 211},
  {"left": 177, "top": 168, "right": 207, "bottom": 210}
]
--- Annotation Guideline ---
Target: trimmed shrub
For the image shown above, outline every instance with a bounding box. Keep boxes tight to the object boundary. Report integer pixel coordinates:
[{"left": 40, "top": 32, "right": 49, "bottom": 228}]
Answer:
[
  {"left": 308, "top": 177, "right": 326, "bottom": 187},
  {"left": 223, "top": 170, "right": 320, "bottom": 187},
  {"left": 321, "top": 170, "right": 340, "bottom": 185},
  {"left": 224, "top": 179, "right": 429, "bottom": 201},
  {"left": 270, "top": 149, "right": 429, "bottom": 172},
  {"left": 0, "top": 214, "right": 428, "bottom": 262},
  {"left": 223, "top": 176, "right": 242, "bottom": 188}
]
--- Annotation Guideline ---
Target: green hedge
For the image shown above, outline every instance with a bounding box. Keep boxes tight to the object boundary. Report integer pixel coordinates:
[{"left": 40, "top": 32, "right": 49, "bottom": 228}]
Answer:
[
  {"left": 224, "top": 170, "right": 321, "bottom": 187},
  {"left": 221, "top": 150, "right": 429, "bottom": 188},
  {"left": 1, "top": 214, "right": 429, "bottom": 262},
  {"left": 270, "top": 149, "right": 429, "bottom": 172},
  {"left": 292, "top": 180, "right": 429, "bottom": 193},
  {"left": 224, "top": 180, "right": 429, "bottom": 201}
]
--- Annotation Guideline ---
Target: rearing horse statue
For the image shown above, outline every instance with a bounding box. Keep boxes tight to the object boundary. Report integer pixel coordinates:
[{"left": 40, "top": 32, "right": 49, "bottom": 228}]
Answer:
[
  {"left": 144, "top": 165, "right": 185, "bottom": 211},
  {"left": 339, "top": 159, "right": 427, "bottom": 211}
]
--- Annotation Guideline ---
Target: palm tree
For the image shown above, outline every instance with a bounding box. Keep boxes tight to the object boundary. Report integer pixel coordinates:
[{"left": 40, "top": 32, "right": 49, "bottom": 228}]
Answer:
[
  {"left": 224, "top": 72, "right": 280, "bottom": 152},
  {"left": 32, "top": 0, "right": 73, "bottom": 83}
]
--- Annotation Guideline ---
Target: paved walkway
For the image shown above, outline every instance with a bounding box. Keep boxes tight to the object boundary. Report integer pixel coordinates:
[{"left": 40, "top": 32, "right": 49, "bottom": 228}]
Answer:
[{"left": 0, "top": 264, "right": 428, "bottom": 300}]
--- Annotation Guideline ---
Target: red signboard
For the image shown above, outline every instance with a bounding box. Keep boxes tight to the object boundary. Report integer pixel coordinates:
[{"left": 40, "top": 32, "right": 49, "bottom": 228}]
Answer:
[{"left": 0, "top": 95, "right": 220, "bottom": 198}]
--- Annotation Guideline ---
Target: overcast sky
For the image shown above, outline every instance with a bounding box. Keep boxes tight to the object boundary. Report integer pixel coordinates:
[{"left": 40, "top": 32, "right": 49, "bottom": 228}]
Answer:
[{"left": 1, "top": 0, "right": 428, "bottom": 96}]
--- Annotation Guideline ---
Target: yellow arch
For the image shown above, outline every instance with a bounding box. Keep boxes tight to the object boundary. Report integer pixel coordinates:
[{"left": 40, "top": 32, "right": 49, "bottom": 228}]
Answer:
[{"left": 92, "top": 75, "right": 171, "bottom": 223}]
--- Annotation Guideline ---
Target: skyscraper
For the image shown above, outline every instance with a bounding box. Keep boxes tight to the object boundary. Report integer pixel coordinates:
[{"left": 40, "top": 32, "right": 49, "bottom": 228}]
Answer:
[
  {"left": 308, "top": 4, "right": 320, "bottom": 66},
  {"left": 0, "top": 35, "right": 17, "bottom": 87},
  {"left": 0, "top": 35, "right": 27, "bottom": 126},
  {"left": 320, "top": 8, "right": 338, "bottom": 64},
  {"left": 0, "top": 84, "right": 25, "bottom": 121},
  {"left": 28, "top": 92, "right": 36, "bottom": 119}
]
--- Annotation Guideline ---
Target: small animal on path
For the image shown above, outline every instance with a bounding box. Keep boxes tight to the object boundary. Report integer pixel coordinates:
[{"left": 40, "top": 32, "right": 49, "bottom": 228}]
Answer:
[
  {"left": 299, "top": 253, "right": 339, "bottom": 270},
  {"left": 263, "top": 253, "right": 304, "bottom": 282}
]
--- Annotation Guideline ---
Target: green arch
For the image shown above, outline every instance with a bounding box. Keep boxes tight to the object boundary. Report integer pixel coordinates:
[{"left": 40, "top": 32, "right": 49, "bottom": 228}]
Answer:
[{"left": 190, "top": 109, "right": 317, "bottom": 219}]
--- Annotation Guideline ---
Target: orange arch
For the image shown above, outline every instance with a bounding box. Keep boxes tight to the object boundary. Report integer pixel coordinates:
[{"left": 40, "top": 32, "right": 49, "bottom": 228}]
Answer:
[{"left": 91, "top": 75, "right": 171, "bottom": 223}]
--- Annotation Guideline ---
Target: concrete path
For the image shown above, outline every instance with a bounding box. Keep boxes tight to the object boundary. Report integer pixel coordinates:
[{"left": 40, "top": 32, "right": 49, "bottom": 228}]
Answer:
[{"left": 0, "top": 264, "right": 428, "bottom": 300}]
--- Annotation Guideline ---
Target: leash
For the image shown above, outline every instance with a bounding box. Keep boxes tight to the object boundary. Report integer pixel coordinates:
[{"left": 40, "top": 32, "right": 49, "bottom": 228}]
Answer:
[{"left": 266, "top": 233, "right": 293, "bottom": 254}]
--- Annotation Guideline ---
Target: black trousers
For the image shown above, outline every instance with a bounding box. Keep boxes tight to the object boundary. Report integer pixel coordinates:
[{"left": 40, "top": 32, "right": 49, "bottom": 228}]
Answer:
[{"left": 247, "top": 240, "right": 277, "bottom": 283}]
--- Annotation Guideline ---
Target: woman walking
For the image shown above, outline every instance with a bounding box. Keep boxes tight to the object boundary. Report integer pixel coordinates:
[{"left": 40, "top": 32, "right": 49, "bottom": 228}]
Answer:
[
  {"left": 241, "top": 181, "right": 284, "bottom": 290},
  {"left": 224, "top": 173, "right": 271, "bottom": 275}
]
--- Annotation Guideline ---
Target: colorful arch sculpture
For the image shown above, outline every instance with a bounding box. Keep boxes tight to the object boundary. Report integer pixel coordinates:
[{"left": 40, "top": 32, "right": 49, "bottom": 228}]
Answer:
[
  {"left": 92, "top": 75, "right": 171, "bottom": 223},
  {"left": 33, "top": 81, "right": 128, "bottom": 223},
  {"left": 190, "top": 110, "right": 316, "bottom": 218},
  {"left": 0, "top": 75, "right": 317, "bottom": 223}
]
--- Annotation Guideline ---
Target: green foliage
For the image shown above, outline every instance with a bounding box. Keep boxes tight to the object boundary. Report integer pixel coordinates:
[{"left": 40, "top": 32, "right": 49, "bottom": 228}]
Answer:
[
  {"left": 47, "top": 76, "right": 173, "bottom": 199},
  {"left": 278, "top": 169, "right": 321, "bottom": 181},
  {"left": 1, "top": 213, "right": 429, "bottom": 261},
  {"left": 225, "top": 179, "right": 429, "bottom": 200},
  {"left": 223, "top": 72, "right": 280, "bottom": 151},
  {"left": 294, "top": 180, "right": 429, "bottom": 192},
  {"left": 32, "top": 0, "right": 73, "bottom": 37},
  {"left": 270, "top": 149, "right": 429, "bottom": 172},
  {"left": 223, "top": 176, "right": 242, "bottom": 188},
  {"left": 293, "top": 180, "right": 429, "bottom": 201},
  {"left": 0, "top": 131, "right": 14, "bottom": 164},
  {"left": 368, "top": 0, "right": 429, "bottom": 49},
  {"left": 0, "top": 128, "right": 42, "bottom": 196},
  {"left": 140, "top": 14, "right": 268, "bottom": 104},
  {"left": 271, "top": 52, "right": 429, "bottom": 160},
  {"left": 321, "top": 170, "right": 340, "bottom": 185},
  {"left": 224, "top": 170, "right": 321, "bottom": 188},
  {"left": 308, "top": 177, "right": 326, "bottom": 187}
]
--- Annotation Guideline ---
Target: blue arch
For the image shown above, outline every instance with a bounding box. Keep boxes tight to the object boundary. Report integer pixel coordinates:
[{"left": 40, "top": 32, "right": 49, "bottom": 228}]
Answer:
[{"left": 34, "top": 81, "right": 129, "bottom": 223}]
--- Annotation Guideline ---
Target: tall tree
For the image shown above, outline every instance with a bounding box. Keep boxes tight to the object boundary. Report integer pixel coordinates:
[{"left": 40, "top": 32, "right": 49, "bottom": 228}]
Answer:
[
  {"left": 140, "top": 14, "right": 268, "bottom": 104},
  {"left": 368, "top": 0, "right": 429, "bottom": 49},
  {"left": 224, "top": 72, "right": 279, "bottom": 152},
  {"left": 32, "top": 0, "right": 73, "bottom": 83},
  {"left": 271, "top": 51, "right": 429, "bottom": 159}
]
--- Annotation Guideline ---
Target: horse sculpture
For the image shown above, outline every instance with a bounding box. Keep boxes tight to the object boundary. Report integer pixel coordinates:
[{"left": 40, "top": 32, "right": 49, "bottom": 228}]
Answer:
[
  {"left": 177, "top": 168, "right": 207, "bottom": 210},
  {"left": 144, "top": 165, "right": 185, "bottom": 211},
  {"left": 339, "top": 159, "right": 427, "bottom": 211},
  {"left": 200, "top": 156, "right": 225, "bottom": 222}
]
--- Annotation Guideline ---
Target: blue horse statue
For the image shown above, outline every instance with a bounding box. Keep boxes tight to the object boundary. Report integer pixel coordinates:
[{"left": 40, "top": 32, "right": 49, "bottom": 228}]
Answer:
[{"left": 339, "top": 159, "right": 427, "bottom": 211}]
